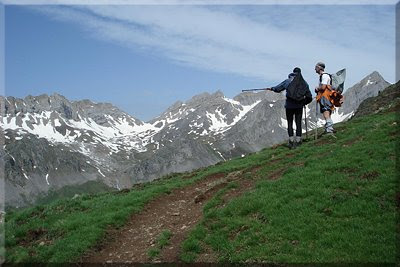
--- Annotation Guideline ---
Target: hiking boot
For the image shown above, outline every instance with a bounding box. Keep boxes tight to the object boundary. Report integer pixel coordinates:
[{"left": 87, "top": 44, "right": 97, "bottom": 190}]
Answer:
[
  {"left": 291, "top": 141, "right": 297, "bottom": 149},
  {"left": 295, "top": 136, "right": 302, "bottom": 146},
  {"left": 324, "top": 132, "right": 337, "bottom": 138},
  {"left": 288, "top": 141, "right": 295, "bottom": 149}
]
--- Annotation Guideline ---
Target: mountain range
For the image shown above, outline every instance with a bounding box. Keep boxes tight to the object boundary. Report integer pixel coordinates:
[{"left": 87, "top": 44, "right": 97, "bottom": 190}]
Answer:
[{"left": 1, "top": 71, "right": 390, "bottom": 208}]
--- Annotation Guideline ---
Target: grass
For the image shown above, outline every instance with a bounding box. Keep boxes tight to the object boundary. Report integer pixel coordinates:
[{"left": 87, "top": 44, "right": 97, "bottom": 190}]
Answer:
[
  {"left": 181, "top": 109, "right": 398, "bottom": 264},
  {"left": 147, "top": 230, "right": 173, "bottom": 260},
  {"left": 4, "top": 99, "right": 398, "bottom": 264},
  {"left": 35, "top": 180, "right": 114, "bottom": 206}
]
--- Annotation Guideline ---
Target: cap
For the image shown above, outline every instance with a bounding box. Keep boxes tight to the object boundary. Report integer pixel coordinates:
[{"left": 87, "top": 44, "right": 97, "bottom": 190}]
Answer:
[
  {"left": 293, "top": 67, "right": 301, "bottom": 73},
  {"left": 316, "top": 62, "right": 325, "bottom": 69}
]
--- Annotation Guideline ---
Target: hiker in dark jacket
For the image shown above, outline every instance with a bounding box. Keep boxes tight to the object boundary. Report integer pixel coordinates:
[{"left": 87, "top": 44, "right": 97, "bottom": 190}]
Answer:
[{"left": 269, "top": 67, "right": 309, "bottom": 149}]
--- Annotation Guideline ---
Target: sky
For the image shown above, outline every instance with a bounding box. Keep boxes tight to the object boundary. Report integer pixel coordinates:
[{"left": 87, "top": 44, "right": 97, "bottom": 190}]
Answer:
[{"left": 4, "top": 3, "right": 397, "bottom": 121}]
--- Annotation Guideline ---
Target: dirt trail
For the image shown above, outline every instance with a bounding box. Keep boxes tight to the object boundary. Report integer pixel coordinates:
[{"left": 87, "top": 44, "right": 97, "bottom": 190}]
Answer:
[{"left": 80, "top": 169, "right": 258, "bottom": 264}]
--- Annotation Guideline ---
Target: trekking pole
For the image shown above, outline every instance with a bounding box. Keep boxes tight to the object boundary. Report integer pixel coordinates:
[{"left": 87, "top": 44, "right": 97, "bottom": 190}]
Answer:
[
  {"left": 241, "top": 88, "right": 271, "bottom": 92},
  {"left": 304, "top": 105, "right": 308, "bottom": 140},
  {"left": 315, "top": 100, "right": 318, "bottom": 140}
]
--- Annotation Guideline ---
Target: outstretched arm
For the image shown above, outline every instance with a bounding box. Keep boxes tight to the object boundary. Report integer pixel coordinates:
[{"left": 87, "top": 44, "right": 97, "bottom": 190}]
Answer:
[{"left": 271, "top": 79, "right": 290, "bottom": 93}]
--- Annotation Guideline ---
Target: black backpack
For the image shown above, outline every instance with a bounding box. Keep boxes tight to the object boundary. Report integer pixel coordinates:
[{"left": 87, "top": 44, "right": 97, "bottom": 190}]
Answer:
[{"left": 286, "top": 73, "right": 312, "bottom": 105}]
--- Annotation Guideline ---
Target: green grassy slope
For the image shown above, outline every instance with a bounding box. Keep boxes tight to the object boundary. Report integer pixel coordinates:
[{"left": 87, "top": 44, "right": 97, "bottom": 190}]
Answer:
[
  {"left": 182, "top": 108, "right": 398, "bottom": 263},
  {"left": 4, "top": 83, "right": 399, "bottom": 264}
]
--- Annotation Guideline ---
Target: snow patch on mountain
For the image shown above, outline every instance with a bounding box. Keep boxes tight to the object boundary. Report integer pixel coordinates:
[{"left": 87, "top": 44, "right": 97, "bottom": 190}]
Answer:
[
  {"left": 365, "top": 79, "right": 375, "bottom": 86},
  {"left": 223, "top": 97, "right": 242, "bottom": 107},
  {"left": 331, "top": 108, "right": 354, "bottom": 122},
  {"left": 207, "top": 99, "right": 262, "bottom": 134}
]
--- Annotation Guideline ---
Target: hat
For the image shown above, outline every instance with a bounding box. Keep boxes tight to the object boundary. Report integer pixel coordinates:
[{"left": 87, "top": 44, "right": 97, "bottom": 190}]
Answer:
[
  {"left": 293, "top": 67, "right": 301, "bottom": 73},
  {"left": 316, "top": 62, "right": 325, "bottom": 70}
]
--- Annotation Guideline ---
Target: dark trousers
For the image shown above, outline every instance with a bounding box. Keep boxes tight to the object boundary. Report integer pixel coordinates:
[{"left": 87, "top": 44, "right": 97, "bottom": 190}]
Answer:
[{"left": 286, "top": 108, "right": 303, "bottom": 137}]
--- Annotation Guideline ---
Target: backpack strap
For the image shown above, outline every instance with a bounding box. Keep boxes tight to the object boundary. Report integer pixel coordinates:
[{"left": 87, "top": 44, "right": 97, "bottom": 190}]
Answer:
[{"left": 319, "top": 73, "right": 332, "bottom": 85}]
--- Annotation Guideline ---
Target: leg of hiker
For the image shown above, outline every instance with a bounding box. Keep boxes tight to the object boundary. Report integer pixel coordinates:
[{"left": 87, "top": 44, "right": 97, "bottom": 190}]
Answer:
[
  {"left": 323, "top": 110, "right": 334, "bottom": 133},
  {"left": 286, "top": 108, "right": 295, "bottom": 149},
  {"left": 319, "top": 96, "right": 335, "bottom": 134},
  {"left": 294, "top": 108, "right": 303, "bottom": 145}
]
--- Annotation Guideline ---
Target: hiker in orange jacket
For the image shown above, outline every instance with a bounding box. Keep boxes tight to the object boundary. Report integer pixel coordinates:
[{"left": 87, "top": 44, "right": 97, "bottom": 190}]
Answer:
[{"left": 314, "top": 62, "right": 335, "bottom": 134}]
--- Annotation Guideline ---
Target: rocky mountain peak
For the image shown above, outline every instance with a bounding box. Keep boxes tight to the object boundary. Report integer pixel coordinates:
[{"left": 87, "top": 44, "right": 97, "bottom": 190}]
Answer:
[
  {"left": 165, "top": 101, "right": 184, "bottom": 113},
  {"left": 368, "top": 71, "right": 388, "bottom": 84},
  {"left": 187, "top": 90, "right": 224, "bottom": 105},
  {"left": 212, "top": 90, "right": 224, "bottom": 98},
  {"left": 347, "top": 71, "right": 389, "bottom": 92},
  {"left": 49, "top": 92, "right": 68, "bottom": 102}
]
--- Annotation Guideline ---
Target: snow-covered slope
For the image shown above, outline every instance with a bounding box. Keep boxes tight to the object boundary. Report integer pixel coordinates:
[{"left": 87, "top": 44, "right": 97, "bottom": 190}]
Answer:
[{"left": 2, "top": 94, "right": 162, "bottom": 154}]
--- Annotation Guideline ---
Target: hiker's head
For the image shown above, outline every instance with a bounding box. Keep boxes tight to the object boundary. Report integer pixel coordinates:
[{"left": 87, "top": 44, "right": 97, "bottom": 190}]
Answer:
[
  {"left": 293, "top": 67, "right": 301, "bottom": 74},
  {"left": 315, "top": 62, "right": 325, "bottom": 74}
]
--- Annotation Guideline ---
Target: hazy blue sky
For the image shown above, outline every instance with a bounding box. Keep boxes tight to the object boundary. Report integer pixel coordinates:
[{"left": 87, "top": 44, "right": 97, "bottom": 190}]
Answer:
[{"left": 5, "top": 4, "right": 396, "bottom": 121}]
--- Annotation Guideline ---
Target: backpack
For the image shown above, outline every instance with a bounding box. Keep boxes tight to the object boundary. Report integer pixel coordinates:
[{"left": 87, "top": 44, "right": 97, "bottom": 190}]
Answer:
[
  {"left": 319, "top": 69, "right": 346, "bottom": 93},
  {"left": 286, "top": 73, "right": 312, "bottom": 105}
]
